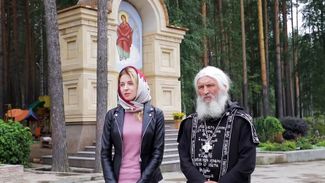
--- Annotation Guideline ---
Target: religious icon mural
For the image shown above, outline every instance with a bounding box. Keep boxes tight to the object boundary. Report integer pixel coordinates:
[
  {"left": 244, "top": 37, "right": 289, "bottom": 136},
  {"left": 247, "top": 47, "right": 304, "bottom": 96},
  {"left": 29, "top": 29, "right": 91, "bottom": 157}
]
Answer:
[
  {"left": 116, "top": 1, "right": 142, "bottom": 71},
  {"left": 117, "top": 12, "right": 133, "bottom": 60}
]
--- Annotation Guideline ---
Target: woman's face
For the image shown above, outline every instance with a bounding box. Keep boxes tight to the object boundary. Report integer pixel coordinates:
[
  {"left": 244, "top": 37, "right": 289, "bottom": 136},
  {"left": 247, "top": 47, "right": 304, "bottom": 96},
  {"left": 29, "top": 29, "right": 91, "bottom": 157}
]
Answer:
[
  {"left": 119, "top": 74, "right": 137, "bottom": 101},
  {"left": 121, "top": 15, "right": 126, "bottom": 23}
]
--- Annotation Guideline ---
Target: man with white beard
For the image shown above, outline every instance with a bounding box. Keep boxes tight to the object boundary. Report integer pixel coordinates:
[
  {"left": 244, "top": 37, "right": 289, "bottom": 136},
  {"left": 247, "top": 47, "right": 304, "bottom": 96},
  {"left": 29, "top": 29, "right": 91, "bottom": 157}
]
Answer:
[{"left": 177, "top": 66, "right": 259, "bottom": 183}]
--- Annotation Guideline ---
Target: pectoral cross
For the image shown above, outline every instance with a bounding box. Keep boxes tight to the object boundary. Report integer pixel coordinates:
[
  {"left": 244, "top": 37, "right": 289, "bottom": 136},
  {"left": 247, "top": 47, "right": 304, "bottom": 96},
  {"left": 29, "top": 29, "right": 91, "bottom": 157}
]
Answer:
[{"left": 202, "top": 141, "right": 213, "bottom": 153}]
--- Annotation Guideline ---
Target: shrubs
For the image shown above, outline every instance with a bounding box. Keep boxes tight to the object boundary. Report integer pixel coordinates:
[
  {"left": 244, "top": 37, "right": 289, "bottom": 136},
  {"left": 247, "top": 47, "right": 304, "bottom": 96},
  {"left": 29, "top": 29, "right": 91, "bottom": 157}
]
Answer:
[
  {"left": 316, "top": 140, "right": 325, "bottom": 147},
  {"left": 259, "top": 141, "right": 296, "bottom": 151},
  {"left": 280, "top": 117, "right": 308, "bottom": 140},
  {"left": 259, "top": 136, "right": 323, "bottom": 151},
  {"left": 305, "top": 115, "right": 325, "bottom": 136},
  {"left": 0, "top": 119, "right": 33, "bottom": 166},
  {"left": 254, "top": 117, "right": 270, "bottom": 142},
  {"left": 255, "top": 115, "right": 325, "bottom": 151},
  {"left": 254, "top": 116, "right": 284, "bottom": 142},
  {"left": 296, "top": 137, "right": 313, "bottom": 150}
]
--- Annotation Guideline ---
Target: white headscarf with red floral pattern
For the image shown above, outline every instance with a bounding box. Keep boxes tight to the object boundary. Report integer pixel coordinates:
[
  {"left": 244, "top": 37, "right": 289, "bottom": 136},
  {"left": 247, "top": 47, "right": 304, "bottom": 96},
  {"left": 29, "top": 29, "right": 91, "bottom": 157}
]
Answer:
[{"left": 118, "top": 66, "right": 151, "bottom": 111}]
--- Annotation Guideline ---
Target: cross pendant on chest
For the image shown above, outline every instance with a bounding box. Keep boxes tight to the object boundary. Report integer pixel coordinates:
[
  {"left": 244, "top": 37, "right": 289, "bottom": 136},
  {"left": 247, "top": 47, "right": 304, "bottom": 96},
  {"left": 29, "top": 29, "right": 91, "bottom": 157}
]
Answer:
[{"left": 202, "top": 141, "right": 213, "bottom": 153}]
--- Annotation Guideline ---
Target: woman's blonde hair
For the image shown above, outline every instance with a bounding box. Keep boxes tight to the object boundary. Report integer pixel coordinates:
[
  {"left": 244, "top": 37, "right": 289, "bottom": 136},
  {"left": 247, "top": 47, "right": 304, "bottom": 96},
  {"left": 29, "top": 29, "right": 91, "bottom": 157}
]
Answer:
[
  {"left": 135, "top": 111, "right": 143, "bottom": 122},
  {"left": 118, "top": 67, "right": 138, "bottom": 88},
  {"left": 118, "top": 67, "right": 143, "bottom": 121}
]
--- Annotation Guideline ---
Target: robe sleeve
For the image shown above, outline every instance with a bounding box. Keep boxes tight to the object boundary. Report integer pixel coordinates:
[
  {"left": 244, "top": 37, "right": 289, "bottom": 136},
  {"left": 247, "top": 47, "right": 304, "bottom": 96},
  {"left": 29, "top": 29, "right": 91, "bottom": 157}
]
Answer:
[
  {"left": 177, "top": 119, "right": 207, "bottom": 183},
  {"left": 219, "top": 117, "right": 257, "bottom": 183}
]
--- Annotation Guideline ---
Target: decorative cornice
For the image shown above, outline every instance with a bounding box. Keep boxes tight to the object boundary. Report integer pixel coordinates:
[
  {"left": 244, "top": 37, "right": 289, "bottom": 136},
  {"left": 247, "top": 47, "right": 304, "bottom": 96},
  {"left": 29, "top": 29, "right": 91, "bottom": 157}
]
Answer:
[
  {"left": 143, "top": 31, "right": 185, "bottom": 44},
  {"left": 167, "top": 24, "right": 189, "bottom": 32},
  {"left": 58, "top": 5, "right": 96, "bottom": 14},
  {"left": 58, "top": 8, "right": 98, "bottom": 29}
]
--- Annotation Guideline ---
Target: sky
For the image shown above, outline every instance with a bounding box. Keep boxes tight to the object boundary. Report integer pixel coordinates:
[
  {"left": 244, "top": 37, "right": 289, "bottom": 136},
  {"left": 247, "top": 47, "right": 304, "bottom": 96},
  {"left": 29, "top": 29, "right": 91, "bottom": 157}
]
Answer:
[{"left": 287, "top": 2, "right": 304, "bottom": 35}]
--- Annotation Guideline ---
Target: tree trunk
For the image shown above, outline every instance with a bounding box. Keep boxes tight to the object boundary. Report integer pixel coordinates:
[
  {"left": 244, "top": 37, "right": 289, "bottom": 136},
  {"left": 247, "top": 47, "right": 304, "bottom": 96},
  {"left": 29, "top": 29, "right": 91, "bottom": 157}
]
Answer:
[
  {"left": 94, "top": 0, "right": 108, "bottom": 173},
  {"left": 274, "top": 0, "right": 283, "bottom": 118},
  {"left": 248, "top": 0, "right": 260, "bottom": 116},
  {"left": 290, "top": 0, "right": 295, "bottom": 116},
  {"left": 0, "top": 0, "right": 3, "bottom": 117},
  {"left": 40, "top": 7, "right": 46, "bottom": 96},
  {"left": 282, "top": 0, "right": 294, "bottom": 116},
  {"left": 25, "top": 0, "right": 32, "bottom": 106},
  {"left": 27, "top": 0, "right": 36, "bottom": 104},
  {"left": 293, "top": 0, "right": 301, "bottom": 117},
  {"left": 1, "top": 1, "right": 9, "bottom": 110},
  {"left": 263, "top": 0, "right": 270, "bottom": 85},
  {"left": 257, "top": 0, "right": 269, "bottom": 116},
  {"left": 12, "top": 0, "right": 21, "bottom": 107},
  {"left": 217, "top": 0, "right": 226, "bottom": 71},
  {"left": 240, "top": 0, "right": 248, "bottom": 111},
  {"left": 226, "top": 31, "right": 231, "bottom": 73},
  {"left": 214, "top": 0, "right": 220, "bottom": 67},
  {"left": 43, "top": 0, "right": 69, "bottom": 172},
  {"left": 39, "top": 24, "right": 45, "bottom": 96},
  {"left": 202, "top": 0, "right": 208, "bottom": 66}
]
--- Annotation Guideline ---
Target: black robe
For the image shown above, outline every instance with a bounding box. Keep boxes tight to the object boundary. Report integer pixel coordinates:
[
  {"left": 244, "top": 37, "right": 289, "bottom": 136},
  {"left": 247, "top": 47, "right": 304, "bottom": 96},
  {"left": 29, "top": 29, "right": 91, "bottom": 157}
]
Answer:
[{"left": 177, "top": 102, "right": 259, "bottom": 183}]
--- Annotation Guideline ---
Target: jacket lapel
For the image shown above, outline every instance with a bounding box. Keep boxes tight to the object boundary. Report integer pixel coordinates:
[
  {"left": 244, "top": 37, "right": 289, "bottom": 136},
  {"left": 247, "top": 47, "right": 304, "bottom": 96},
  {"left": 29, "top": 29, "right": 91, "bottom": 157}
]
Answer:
[
  {"left": 142, "top": 102, "right": 154, "bottom": 137},
  {"left": 115, "top": 103, "right": 154, "bottom": 139},
  {"left": 115, "top": 106, "right": 125, "bottom": 139}
]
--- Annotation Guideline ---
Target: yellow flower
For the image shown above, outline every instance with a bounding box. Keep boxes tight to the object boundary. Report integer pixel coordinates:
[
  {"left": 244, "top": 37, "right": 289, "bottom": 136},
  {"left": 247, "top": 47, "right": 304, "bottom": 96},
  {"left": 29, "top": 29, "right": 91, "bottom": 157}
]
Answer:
[{"left": 172, "top": 112, "right": 185, "bottom": 120}]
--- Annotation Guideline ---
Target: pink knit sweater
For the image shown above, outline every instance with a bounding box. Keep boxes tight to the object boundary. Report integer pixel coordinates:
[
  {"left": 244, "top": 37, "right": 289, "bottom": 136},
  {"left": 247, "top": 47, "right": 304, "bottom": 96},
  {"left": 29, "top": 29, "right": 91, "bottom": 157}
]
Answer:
[{"left": 118, "top": 112, "right": 142, "bottom": 183}]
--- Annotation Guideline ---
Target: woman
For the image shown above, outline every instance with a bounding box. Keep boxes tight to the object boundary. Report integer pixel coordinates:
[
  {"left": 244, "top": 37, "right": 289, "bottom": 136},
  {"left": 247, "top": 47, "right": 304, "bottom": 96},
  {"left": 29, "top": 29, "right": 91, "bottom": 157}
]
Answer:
[
  {"left": 117, "top": 14, "right": 133, "bottom": 61},
  {"left": 101, "top": 66, "right": 165, "bottom": 183}
]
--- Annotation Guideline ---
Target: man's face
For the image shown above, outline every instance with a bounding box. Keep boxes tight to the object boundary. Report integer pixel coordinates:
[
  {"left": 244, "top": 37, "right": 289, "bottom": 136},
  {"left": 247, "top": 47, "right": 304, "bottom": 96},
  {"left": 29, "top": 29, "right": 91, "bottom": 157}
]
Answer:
[{"left": 197, "top": 76, "right": 222, "bottom": 103}]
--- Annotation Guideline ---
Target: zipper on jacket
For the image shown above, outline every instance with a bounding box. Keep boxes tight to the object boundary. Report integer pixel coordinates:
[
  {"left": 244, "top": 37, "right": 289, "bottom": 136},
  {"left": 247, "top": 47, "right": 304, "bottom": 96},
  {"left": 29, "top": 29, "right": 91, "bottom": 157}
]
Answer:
[
  {"left": 113, "top": 113, "right": 124, "bottom": 181},
  {"left": 139, "top": 111, "right": 154, "bottom": 163},
  {"left": 114, "top": 114, "right": 123, "bottom": 176}
]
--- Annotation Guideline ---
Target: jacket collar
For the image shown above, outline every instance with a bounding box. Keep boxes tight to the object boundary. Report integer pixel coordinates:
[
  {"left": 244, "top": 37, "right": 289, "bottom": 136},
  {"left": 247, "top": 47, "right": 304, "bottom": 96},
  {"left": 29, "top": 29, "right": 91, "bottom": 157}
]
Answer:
[
  {"left": 114, "top": 102, "right": 154, "bottom": 137},
  {"left": 114, "top": 106, "right": 125, "bottom": 137}
]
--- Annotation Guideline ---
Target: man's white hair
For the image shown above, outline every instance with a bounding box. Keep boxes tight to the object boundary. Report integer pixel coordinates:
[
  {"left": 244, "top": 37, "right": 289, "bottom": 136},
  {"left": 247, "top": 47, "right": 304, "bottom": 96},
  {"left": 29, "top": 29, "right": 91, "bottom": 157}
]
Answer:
[
  {"left": 194, "top": 66, "right": 231, "bottom": 94},
  {"left": 194, "top": 66, "right": 232, "bottom": 119}
]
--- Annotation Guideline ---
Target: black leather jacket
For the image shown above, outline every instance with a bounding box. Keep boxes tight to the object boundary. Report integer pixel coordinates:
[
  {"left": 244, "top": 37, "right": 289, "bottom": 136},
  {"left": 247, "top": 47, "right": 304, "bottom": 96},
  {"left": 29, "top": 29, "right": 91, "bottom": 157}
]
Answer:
[{"left": 101, "top": 102, "right": 165, "bottom": 183}]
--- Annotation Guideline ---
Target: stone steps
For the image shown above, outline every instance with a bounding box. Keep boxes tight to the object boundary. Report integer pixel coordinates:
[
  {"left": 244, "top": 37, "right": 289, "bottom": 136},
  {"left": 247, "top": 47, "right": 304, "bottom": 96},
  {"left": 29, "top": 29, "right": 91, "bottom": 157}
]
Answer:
[
  {"left": 165, "top": 142, "right": 178, "bottom": 149},
  {"left": 42, "top": 122, "right": 180, "bottom": 172},
  {"left": 42, "top": 153, "right": 181, "bottom": 170},
  {"left": 160, "top": 159, "right": 180, "bottom": 172},
  {"left": 73, "top": 146, "right": 179, "bottom": 158}
]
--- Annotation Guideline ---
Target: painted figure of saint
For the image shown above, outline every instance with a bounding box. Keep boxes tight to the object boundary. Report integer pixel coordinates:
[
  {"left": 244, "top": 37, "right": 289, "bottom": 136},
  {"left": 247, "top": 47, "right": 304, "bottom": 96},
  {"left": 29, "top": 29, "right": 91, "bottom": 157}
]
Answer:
[{"left": 117, "top": 13, "right": 133, "bottom": 61}]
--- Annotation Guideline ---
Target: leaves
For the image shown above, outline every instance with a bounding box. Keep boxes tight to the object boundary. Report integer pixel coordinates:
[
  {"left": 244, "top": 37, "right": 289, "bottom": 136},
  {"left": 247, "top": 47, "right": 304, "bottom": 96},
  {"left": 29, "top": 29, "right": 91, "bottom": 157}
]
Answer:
[
  {"left": 172, "top": 112, "right": 185, "bottom": 120},
  {"left": 0, "top": 120, "right": 33, "bottom": 166}
]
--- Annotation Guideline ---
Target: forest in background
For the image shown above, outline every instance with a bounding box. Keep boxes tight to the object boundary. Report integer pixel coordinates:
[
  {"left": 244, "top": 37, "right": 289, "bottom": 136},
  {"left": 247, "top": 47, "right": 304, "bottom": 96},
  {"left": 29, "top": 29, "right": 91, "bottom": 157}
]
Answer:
[
  {"left": 165, "top": 0, "right": 324, "bottom": 118},
  {"left": 0, "top": 0, "right": 324, "bottom": 118}
]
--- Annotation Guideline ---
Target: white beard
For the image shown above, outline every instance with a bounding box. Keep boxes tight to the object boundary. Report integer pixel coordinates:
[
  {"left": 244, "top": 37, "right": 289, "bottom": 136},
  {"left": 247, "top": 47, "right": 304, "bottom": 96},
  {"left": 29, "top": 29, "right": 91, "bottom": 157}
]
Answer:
[{"left": 196, "top": 91, "right": 229, "bottom": 120}]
